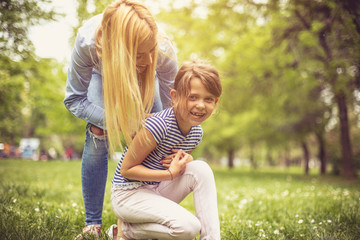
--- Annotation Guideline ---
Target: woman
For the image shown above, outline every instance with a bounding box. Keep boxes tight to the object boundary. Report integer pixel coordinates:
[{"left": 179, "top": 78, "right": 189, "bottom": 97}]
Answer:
[{"left": 64, "top": 0, "right": 177, "bottom": 238}]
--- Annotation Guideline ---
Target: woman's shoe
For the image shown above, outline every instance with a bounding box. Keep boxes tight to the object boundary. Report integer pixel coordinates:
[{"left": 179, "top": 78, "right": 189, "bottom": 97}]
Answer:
[{"left": 74, "top": 225, "right": 102, "bottom": 240}]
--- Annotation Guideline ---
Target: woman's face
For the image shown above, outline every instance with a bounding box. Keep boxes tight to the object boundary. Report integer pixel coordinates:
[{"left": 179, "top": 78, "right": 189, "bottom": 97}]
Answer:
[{"left": 136, "top": 35, "right": 157, "bottom": 73}]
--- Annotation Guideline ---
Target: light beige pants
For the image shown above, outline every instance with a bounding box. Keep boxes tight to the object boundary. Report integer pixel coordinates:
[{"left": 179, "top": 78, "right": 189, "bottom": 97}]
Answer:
[{"left": 111, "top": 160, "right": 220, "bottom": 240}]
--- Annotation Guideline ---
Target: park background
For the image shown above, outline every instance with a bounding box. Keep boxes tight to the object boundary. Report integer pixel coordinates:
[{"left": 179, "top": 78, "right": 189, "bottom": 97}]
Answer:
[{"left": 1, "top": 0, "right": 360, "bottom": 239}]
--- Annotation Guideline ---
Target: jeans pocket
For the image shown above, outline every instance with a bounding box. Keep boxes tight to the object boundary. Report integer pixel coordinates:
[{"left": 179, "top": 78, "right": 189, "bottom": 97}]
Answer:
[{"left": 87, "top": 126, "right": 106, "bottom": 141}]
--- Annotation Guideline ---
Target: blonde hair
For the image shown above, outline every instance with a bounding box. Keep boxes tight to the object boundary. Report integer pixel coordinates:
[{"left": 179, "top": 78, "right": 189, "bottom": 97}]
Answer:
[
  {"left": 95, "top": 0, "right": 158, "bottom": 153},
  {"left": 173, "top": 60, "right": 222, "bottom": 113}
]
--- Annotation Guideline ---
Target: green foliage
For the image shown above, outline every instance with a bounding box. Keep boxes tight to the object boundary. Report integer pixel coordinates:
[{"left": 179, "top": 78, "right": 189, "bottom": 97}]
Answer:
[
  {"left": 0, "top": 0, "right": 58, "bottom": 60},
  {"left": 0, "top": 160, "right": 359, "bottom": 239},
  {"left": 0, "top": 66, "right": 24, "bottom": 141},
  {"left": 154, "top": 0, "right": 360, "bottom": 172}
]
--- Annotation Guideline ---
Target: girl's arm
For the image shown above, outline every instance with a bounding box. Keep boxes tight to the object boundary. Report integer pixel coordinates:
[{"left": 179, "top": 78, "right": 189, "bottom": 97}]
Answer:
[{"left": 120, "top": 128, "right": 190, "bottom": 181}]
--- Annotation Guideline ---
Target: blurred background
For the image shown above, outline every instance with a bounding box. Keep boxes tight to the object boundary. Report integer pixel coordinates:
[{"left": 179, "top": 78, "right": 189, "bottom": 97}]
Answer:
[{"left": 1, "top": 0, "right": 359, "bottom": 179}]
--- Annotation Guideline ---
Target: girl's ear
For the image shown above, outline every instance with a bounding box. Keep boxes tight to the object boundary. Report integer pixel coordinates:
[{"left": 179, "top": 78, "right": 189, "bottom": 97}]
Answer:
[
  {"left": 170, "top": 89, "right": 177, "bottom": 101},
  {"left": 215, "top": 97, "right": 219, "bottom": 104}
]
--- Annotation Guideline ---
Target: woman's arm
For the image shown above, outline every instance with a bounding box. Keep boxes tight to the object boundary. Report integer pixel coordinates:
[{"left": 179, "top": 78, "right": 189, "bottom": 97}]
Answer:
[
  {"left": 156, "top": 35, "right": 178, "bottom": 108},
  {"left": 120, "top": 128, "right": 191, "bottom": 181},
  {"left": 64, "top": 14, "right": 105, "bottom": 127}
]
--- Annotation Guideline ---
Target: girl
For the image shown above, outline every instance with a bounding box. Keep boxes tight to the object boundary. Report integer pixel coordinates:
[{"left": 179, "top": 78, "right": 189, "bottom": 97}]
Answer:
[
  {"left": 110, "top": 60, "right": 222, "bottom": 240},
  {"left": 64, "top": 1, "right": 177, "bottom": 238}
]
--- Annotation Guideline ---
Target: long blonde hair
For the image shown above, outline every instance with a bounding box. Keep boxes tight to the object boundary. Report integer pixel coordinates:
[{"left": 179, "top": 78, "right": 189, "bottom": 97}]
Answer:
[{"left": 96, "top": 0, "right": 158, "bottom": 153}]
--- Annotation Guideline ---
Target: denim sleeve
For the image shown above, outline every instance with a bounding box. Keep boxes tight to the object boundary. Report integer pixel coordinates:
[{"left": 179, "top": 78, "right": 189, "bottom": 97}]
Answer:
[
  {"left": 63, "top": 19, "right": 105, "bottom": 128},
  {"left": 156, "top": 37, "right": 178, "bottom": 109}
]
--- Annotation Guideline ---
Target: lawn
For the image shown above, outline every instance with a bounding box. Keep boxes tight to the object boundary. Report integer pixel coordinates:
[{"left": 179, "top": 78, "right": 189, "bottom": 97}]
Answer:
[{"left": 0, "top": 159, "right": 359, "bottom": 239}]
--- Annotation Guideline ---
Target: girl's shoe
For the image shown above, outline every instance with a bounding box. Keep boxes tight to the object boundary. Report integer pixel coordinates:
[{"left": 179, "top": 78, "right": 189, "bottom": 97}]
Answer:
[
  {"left": 74, "top": 225, "right": 102, "bottom": 240},
  {"left": 105, "top": 224, "right": 118, "bottom": 240}
]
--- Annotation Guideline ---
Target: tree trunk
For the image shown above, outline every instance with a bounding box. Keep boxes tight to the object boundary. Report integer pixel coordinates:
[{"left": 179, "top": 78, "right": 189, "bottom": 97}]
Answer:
[
  {"left": 267, "top": 149, "right": 274, "bottom": 166},
  {"left": 249, "top": 146, "right": 257, "bottom": 169},
  {"left": 301, "top": 141, "right": 310, "bottom": 175},
  {"left": 284, "top": 149, "right": 290, "bottom": 168},
  {"left": 315, "top": 132, "right": 327, "bottom": 175},
  {"left": 336, "top": 91, "right": 356, "bottom": 179},
  {"left": 228, "top": 148, "right": 234, "bottom": 169}
]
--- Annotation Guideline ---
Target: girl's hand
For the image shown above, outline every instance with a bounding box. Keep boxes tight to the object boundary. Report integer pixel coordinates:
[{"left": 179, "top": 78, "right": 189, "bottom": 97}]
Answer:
[
  {"left": 168, "top": 150, "right": 193, "bottom": 179},
  {"left": 160, "top": 149, "right": 179, "bottom": 168}
]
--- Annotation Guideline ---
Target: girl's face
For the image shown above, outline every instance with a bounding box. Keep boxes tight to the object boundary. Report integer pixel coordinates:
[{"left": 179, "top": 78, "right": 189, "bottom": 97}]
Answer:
[
  {"left": 172, "top": 77, "right": 218, "bottom": 135},
  {"left": 136, "top": 36, "right": 157, "bottom": 73}
]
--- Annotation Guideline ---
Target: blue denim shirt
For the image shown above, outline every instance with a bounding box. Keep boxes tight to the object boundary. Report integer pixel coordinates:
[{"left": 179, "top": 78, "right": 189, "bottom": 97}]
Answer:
[{"left": 64, "top": 14, "right": 178, "bottom": 129}]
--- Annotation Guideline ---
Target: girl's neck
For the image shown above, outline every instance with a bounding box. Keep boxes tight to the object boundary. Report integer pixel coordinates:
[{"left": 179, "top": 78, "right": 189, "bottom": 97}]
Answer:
[{"left": 173, "top": 108, "right": 191, "bottom": 135}]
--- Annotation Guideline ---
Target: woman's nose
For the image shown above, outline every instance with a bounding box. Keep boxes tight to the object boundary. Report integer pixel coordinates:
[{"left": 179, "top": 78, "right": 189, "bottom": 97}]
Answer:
[{"left": 143, "top": 53, "right": 152, "bottom": 65}]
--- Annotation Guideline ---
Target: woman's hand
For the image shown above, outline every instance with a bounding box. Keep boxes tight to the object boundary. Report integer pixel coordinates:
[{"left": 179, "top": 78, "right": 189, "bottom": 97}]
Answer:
[{"left": 167, "top": 150, "right": 193, "bottom": 179}]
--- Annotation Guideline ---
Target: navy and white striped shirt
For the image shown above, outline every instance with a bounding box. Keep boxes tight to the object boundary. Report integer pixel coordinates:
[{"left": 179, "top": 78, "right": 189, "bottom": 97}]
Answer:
[{"left": 112, "top": 108, "right": 203, "bottom": 189}]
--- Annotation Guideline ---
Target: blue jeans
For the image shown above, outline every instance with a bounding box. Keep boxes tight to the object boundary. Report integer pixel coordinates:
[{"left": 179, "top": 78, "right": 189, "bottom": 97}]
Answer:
[{"left": 81, "top": 77, "right": 163, "bottom": 226}]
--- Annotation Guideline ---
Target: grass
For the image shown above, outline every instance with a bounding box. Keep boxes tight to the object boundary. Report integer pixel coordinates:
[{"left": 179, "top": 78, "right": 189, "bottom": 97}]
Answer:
[{"left": 0, "top": 159, "right": 359, "bottom": 240}]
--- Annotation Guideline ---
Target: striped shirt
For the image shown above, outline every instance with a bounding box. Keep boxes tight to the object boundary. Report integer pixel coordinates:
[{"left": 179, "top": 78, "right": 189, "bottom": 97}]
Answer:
[{"left": 112, "top": 108, "right": 203, "bottom": 189}]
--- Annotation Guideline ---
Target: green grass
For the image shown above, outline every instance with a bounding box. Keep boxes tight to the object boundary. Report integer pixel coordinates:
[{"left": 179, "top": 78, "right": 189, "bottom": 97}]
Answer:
[{"left": 0, "top": 159, "right": 359, "bottom": 240}]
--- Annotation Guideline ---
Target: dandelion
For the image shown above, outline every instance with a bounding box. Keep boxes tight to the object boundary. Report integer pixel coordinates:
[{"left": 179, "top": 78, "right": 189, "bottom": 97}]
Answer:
[
  {"left": 13, "top": 199, "right": 17, "bottom": 203},
  {"left": 281, "top": 190, "right": 289, "bottom": 197},
  {"left": 319, "top": 222, "right": 322, "bottom": 225},
  {"left": 313, "top": 226, "right": 317, "bottom": 229},
  {"left": 259, "top": 229, "right": 264, "bottom": 232},
  {"left": 327, "top": 220, "right": 332, "bottom": 223},
  {"left": 295, "top": 214, "right": 299, "bottom": 218},
  {"left": 274, "top": 229, "right": 279, "bottom": 235},
  {"left": 72, "top": 202, "right": 77, "bottom": 207},
  {"left": 34, "top": 207, "right": 40, "bottom": 212},
  {"left": 298, "top": 219, "right": 303, "bottom": 224},
  {"left": 311, "top": 219, "right": 315, "bottom": 223},
  {"left": 280, "top": 226, "right": 285, "bottom": 231}
]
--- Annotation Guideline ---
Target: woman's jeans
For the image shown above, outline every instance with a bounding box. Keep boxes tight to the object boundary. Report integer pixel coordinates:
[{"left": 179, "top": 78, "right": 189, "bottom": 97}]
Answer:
[{"left": 82, "top": 76, "right": 163, "bottom": 226}]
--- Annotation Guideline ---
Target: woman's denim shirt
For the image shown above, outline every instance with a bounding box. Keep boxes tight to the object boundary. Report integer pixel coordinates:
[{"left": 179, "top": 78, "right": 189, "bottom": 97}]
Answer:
[{"left": 64, "top": 14, "right": 178, "bottom": 129}]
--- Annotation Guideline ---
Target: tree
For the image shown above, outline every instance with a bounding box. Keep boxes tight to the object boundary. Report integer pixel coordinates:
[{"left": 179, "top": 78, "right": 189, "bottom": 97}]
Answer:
[
  {"left": 0, "top": 0, "right": 57, "bottom": 60},
  {"left": 268, "top": 0, "right": 359, "bottom": 178}
]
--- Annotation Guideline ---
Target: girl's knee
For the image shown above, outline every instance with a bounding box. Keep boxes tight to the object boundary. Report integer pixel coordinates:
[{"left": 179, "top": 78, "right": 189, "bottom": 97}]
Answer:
[
  {"left": 187, "top": 160, "right": 214, "bottom": 179},
  {"left": 171, "top": 216, "right": 201, "bottom": 239}
]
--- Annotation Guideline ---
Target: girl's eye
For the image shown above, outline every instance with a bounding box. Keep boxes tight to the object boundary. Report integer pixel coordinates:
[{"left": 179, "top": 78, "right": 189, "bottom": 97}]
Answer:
[
  {"left": 189, "top": 95, "right": 197, "bottom": 100},
  {"left": 205, "top": 98, "right": 215, "bottom": 102}
]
